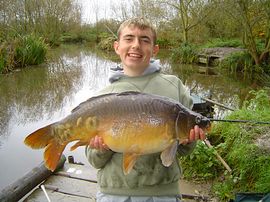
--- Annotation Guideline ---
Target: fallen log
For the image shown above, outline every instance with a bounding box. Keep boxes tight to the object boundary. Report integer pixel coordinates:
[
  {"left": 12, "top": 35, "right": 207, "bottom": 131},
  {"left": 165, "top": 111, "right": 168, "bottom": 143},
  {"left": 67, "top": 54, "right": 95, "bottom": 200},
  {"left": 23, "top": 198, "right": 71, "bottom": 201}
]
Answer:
[{"left": 0, "top": 155, "right": 66, "bottom": 202}]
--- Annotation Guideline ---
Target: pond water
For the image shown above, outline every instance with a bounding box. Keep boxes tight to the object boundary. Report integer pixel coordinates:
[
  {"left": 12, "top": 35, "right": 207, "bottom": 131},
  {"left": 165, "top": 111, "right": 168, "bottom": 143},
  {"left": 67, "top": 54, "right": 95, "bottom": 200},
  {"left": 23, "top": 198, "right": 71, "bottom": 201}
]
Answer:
[{"left": 0, "top": 44, "right": 255, "bottom": 191}]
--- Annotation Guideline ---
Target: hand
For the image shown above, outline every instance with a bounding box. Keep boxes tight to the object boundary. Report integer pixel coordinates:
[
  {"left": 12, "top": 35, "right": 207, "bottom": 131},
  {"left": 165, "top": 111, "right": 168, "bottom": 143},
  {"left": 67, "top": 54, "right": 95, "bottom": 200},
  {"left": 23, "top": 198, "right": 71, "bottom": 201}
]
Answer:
[
  {"left": 182, "top": 125, "right": 206, "bottom": 144},
  {"left": 89, "top": 136, "right": 109, "bottom": 151}
]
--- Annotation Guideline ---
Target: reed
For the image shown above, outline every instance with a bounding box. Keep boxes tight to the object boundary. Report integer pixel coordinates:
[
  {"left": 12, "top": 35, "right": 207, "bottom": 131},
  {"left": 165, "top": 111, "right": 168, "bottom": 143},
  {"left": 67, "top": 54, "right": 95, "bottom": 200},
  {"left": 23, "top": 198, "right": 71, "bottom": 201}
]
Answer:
[
  {"left": 0, "top": 35, "right": 47, "bottom": 73},
  {"left": 171, "top": 43, "right": 198, "bottom": 64},
  {"left": 15, "top": 35, "right": 47, "bottom": 67}
]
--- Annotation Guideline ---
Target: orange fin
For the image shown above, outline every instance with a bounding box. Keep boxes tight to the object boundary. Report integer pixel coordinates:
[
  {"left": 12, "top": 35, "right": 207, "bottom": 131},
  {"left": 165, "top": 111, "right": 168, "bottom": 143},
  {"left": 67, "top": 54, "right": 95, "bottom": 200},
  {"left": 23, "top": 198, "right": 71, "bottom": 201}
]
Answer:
[
  {"left": 123, "top": 153, "right": 139, "bottom": 175},
  {"left": 70, "top": 140, "right": 88, "bottom": 151},
  {"left": 24, "top": 125, "right": 53, "bottom": 149},
  {"left": 44, "top": 140, "right": 66, "bottom": 171},
  {"left": 160, "top": 140, "right": 178, "bottom": 167}
]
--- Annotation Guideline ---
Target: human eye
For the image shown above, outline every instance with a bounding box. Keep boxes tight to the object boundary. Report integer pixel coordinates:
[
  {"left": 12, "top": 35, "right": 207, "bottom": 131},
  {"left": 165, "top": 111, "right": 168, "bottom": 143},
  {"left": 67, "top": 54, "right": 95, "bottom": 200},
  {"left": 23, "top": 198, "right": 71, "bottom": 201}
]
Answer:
[
  {"left": 141, "top": 37, "right": 151, "bottom": 44},
  {"left": 123, "top": 36, "right": 133, "bottom": 42}
]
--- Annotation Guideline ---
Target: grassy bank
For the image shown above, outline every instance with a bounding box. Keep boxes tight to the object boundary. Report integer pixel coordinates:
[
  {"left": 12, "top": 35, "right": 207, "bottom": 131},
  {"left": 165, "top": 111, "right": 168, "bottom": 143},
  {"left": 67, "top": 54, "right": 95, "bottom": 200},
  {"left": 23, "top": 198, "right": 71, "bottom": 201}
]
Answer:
[
  {"left": 0, "top": 35, "right": 47, "bottom": 74},
  {"left": 179, "top": 89, "right": 270, "bottom": 201}
]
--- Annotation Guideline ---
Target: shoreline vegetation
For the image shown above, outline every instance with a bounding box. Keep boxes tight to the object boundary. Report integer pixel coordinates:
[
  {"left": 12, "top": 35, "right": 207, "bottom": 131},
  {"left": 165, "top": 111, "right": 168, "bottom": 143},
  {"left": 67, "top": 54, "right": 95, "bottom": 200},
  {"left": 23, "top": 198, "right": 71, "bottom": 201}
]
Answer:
[
  {"left": 180, "top": 89, "right": 270, "bottom": 201},
  {"left": 1, "top": 0, "right": 269, "bottom": 201}
]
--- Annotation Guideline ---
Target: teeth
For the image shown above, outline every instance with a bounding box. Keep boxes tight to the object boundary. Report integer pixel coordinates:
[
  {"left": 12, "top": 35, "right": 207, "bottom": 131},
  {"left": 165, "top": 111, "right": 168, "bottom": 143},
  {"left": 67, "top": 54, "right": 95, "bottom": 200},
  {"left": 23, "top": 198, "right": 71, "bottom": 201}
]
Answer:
[{"left": 128, "top": 53, "right": 142, "bottom": 58}]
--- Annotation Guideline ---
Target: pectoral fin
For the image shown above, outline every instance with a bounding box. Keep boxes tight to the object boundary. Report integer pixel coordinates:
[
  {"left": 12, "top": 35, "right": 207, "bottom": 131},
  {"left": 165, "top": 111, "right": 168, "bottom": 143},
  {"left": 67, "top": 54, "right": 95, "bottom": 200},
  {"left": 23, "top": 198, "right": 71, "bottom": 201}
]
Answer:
[
  {"left": 160, "top": 140, "right": 178, "bottom": 167},
  {"left": 70, "top": 140, "right": 88, "bottom": 151},
  {"left": 123, "top": 153, "right": 139, "bottom": 175}
]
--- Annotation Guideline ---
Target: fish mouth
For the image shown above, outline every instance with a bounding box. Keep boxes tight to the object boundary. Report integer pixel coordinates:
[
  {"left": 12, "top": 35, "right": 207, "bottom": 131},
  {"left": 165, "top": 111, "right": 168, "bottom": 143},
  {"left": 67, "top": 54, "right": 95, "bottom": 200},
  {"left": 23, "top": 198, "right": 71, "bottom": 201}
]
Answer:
[
  {"left": 195, "top": 116, "right": 211, "bottom": 132},
  {"left": 205, "top": 121, "right": 211, "bottom": 132}
]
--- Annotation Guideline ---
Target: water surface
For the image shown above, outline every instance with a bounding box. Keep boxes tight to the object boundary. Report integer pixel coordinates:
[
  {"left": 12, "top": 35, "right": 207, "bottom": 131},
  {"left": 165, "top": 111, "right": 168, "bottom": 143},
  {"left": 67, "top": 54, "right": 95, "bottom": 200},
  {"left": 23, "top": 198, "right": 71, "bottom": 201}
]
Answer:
[{"left": 0, "top": 45, "right": 254, "bottom": 190}]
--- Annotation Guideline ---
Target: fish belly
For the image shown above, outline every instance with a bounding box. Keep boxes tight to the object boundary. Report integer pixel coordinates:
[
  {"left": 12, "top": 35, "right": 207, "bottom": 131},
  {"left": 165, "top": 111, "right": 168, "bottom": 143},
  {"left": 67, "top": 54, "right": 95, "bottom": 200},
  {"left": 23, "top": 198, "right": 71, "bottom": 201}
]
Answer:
[{"left": 100, "top": 118, "right": 175, "bottom": 154}]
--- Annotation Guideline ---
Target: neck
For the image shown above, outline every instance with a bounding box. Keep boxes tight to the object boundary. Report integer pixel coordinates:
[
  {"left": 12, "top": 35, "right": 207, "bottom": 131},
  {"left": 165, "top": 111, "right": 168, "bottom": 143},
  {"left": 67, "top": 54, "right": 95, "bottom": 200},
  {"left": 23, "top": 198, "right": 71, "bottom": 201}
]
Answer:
[{"left": 123, "top": 65, "right": 148, "bottom": 77}]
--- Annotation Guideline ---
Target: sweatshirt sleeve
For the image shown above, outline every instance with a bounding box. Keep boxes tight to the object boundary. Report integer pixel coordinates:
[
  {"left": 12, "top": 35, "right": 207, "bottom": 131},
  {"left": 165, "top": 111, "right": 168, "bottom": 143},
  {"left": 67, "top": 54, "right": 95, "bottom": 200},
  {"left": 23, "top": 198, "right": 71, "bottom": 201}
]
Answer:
[
  {"left": 177, "top": 141, "right": 196, "bottom": 156},
  {"left": 177, "top": 79, "right": 193, "bottom": 109},
  {"left": 85, "top": 146, "right": 114, "bottom": 169},
  {"left": 176, "top": 77, "right": 197, "bottom": 155}
]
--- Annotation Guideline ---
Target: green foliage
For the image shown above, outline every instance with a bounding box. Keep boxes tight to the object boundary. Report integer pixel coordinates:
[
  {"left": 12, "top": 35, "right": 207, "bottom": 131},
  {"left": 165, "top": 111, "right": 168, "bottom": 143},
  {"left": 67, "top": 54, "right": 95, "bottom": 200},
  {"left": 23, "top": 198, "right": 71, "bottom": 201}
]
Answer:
[
  {"left": 0, "top": 35, "right": 47, "bottom": 73},
  {"left": 15, "top": 35, "right": 47, "bottom": 67},
  {"left": 0, "top": 40, "right": 17, "bottom": 73},
  {"left": 202, "top": 38, "right": 243, "bottom": 48},
  {"left": 59, "top": 33, "right": 84, "bottom": 43},
  {"left": 210, "top": 89, "right": 270, "bottom": 201},
  {"left": 219, "top": 51, "right": 253, "bottom": 74},
  {"left": 97, "top": 32, "right": 117, "bottom": 51},
  {"left": 179, "top": 141, "right": 222, "bottom": 180},
  {"left": 171, "top": 43, "right": 198, "bottom": 64},
  {"left": 98, "top": 37, "right": 115, "bottom": 51},
  {"left": 156, "top": 38, "right": 173, "bottom": 49}
]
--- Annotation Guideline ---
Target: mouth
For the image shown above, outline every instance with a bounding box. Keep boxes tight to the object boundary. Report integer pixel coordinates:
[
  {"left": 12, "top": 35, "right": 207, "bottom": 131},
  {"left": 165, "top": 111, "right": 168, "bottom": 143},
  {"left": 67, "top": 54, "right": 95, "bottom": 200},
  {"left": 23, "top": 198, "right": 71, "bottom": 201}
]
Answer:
[{"left": 127, "top": 53, "right": 143, "bottom": 58}]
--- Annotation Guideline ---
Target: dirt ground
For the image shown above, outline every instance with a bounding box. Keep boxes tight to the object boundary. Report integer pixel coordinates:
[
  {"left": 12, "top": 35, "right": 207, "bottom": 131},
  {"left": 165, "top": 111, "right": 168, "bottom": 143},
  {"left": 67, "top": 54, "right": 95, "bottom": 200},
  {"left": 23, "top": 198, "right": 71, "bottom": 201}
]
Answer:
[
  {"left": 179, "top": 179, "right": 217, "bottom": 202},
  {"left": 199, "top": 47, "right": 246, "bottom": 60}
]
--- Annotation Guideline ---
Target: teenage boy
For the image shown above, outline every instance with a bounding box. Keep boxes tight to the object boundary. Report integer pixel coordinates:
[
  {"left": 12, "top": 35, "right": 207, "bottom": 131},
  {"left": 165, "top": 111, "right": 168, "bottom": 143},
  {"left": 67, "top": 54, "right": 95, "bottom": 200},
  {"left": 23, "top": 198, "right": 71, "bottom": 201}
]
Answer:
[{"left": 86, "top": 17, "right": 205, "bottom": 202}]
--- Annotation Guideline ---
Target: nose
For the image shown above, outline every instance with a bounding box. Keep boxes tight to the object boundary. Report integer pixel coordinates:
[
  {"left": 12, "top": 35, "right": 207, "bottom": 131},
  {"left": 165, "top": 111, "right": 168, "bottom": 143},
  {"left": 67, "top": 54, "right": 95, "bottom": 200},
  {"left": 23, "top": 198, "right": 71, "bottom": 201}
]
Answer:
[{"left": 131, "top": 38, "right": 140, "bottom": 49}]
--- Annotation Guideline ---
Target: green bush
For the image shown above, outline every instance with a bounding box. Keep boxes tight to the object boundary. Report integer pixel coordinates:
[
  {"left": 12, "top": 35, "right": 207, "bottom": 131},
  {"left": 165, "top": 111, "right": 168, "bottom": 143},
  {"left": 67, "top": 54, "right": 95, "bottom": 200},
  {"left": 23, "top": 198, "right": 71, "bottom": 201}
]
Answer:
[
  {"left": 210, "top": 89, "right": 270, "bottom": 201},
  {"left": 203, "top": 38, "right": 243, "bottom": 48},
  {"left": 179, "top": 141, "right": 223, "bottom": 180},
  {"left": 15, "top": 34, "right": 47, "bottom": 67},
  {"left": 0, "top": 35, "right": 47, "bottom": 73},
  {"left": 0, "top": 41, "right": 17, "bottom": 73},
  {"left": 180, "top": 89, "right": 270, "bottom": 201},
  {"left": 171, "top": 43, "right": 198, "bottom": 64},
  {"left": 219, "top": 51, "right": 253, "bottom": 74},
  {"left": 97, "top": 36, "right": 115, "bottom": 51},
  {"left": 59, "top": 33, "right": 84, "bottom": 43},
  {"left": 157, "top": 38, "right": 173, "bottom": 49}
]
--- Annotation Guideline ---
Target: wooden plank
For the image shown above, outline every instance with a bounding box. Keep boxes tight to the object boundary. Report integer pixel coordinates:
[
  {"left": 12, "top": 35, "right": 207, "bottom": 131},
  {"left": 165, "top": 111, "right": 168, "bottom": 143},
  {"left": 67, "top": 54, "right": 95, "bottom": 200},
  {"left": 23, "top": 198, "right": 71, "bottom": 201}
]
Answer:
[
  {"left": 25, "top": 188, "right": 95, "bottom": 202},
  {"left": 0, "top": 155, "right": 66, "bottom": 202},
  {"left": 24, "top": 175, "right": 98, "bottom": 201},
  {"left": 55, "top": 163, "right": 97, "bottom": 182},
  {"left": 24, "top": 163, "right": 99, "bottom": 201},
  {"left": 44, "top": 175, "right": 98, "bottom": 198},
  {"left": 198, "top": 57, "right": 208, "bottom": 64}
]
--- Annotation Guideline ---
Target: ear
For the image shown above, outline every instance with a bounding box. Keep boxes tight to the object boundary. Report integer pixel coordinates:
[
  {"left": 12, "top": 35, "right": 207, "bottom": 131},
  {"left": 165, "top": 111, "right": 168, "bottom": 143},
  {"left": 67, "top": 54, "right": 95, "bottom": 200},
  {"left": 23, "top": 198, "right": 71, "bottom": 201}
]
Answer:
[
  {"left": 114, "top": 41, "right": 120, "bottom": 55},
  {"left": 152, "top": 45, "right": 159, "bottom": 57}
]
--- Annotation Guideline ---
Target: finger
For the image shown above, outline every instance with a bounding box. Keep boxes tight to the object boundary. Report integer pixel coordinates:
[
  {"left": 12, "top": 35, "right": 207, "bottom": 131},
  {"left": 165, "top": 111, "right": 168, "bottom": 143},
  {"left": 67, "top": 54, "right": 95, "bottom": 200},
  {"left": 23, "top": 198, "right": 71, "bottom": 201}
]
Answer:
[
  {"left": 89, "top": 138, "right": 95, "bottom": 147},
  {"left": 102, "top": 143, "right": 110, "bottom": 150},
  {"left": 97, "top": 136, "right": 104, "bottom": 150},
  {"left": 97, "top": 136, "right": 109, "bottom": 150},
  {"left": 194, "top": 125, "right": 200, "bottom": 140},
  {"left": 181, "top": 139, "right": 189, "bottom": 145},
  {"left": 189, "top": 128, "right": 195, "bottom": 142},
  {"left": 199, "top": 128, "right": 206, "bottom": 140}
]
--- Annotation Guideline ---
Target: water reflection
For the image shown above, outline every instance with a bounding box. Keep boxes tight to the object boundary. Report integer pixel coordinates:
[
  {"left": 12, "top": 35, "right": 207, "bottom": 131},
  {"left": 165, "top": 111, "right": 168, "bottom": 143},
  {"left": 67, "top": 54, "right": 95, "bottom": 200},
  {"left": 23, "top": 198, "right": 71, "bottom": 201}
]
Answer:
[
  {"left": 171, "top": 63, "right": 254, "bottom": 119},
  {"left": 0, "top": 45, "right": 256, "bottom": 190},
  {"left": 0, "top": 45, "right": 112, "bottom": 190}
]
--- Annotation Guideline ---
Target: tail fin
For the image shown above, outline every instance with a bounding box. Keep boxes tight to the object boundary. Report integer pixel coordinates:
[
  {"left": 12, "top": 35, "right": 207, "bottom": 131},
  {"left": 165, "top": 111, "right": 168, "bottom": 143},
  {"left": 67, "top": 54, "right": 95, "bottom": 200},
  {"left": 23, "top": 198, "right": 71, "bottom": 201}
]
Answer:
[
  {"left": 24, "top": 125, "right": 53, "bottom": 149},
  {"left": 24, "top": 124, "right": 66, "bottom": 171}
]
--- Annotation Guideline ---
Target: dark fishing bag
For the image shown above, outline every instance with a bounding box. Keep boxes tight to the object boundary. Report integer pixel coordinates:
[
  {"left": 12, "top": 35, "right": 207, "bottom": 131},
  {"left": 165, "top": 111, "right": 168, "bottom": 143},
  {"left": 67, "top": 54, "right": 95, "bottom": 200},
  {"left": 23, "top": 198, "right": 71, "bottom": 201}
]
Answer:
[{"left": 231, "top": 193, "right": 270, "bottom": 202}]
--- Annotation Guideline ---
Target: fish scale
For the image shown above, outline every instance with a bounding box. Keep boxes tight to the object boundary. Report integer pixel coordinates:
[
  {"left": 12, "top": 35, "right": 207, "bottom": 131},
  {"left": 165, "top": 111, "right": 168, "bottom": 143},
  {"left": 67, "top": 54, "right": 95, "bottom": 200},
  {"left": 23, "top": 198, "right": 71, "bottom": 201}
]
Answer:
[{"left": 24, "top": 91, "right": 210, "bottom": 175}]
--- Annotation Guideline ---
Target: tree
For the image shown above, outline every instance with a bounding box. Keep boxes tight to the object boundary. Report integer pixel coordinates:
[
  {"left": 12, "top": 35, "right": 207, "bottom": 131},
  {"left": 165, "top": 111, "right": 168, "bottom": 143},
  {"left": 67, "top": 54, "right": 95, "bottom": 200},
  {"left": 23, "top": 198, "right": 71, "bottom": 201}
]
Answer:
[
  {"left": 158, "top": 0, "right": 211, "bottom": 43},
  {"left": 1, "top": 0, "right": 81, "bottom": 41},
  {"left": 220, "top": 0, "right": 270, "bottom": 66}
]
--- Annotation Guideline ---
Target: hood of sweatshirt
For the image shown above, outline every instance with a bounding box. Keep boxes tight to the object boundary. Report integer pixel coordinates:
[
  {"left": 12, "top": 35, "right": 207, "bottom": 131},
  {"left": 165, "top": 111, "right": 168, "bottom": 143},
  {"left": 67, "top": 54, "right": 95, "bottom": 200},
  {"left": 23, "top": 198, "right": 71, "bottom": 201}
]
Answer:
[{"left": 109, "top": 59, "right": 161, "bottom": 83}]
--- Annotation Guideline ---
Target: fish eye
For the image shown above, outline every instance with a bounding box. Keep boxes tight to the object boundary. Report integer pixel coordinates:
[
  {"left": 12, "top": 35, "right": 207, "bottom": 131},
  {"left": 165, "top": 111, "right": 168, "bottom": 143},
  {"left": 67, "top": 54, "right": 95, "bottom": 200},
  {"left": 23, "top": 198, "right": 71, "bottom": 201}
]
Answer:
[{"left": 195, "top": 116, "right": 201, "bottom": 124}]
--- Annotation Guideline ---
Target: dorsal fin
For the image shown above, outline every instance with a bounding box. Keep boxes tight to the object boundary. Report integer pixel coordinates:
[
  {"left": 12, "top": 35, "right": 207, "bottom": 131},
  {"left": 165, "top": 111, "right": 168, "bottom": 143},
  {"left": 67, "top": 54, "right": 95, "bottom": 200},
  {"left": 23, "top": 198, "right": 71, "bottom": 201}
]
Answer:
[
  {"left": 71, "top": 93, "right": 116, "bottom": 113},
  {"left": 71, "top": 91, "right": 141, "bottom": 113}
]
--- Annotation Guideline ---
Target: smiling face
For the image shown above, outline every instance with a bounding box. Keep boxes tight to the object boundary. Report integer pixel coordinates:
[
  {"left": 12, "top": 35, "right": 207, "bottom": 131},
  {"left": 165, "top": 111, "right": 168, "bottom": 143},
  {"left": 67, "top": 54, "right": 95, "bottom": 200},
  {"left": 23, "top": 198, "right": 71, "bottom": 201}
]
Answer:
[{"left": 114, "top": 25, "right": 159, "bottom": 76}]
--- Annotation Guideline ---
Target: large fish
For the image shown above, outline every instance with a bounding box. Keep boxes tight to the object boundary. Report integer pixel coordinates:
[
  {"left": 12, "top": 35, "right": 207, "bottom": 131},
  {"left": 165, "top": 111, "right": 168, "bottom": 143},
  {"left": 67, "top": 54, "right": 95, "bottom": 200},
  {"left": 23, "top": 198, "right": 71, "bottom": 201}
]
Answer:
[{"left": 24, "top": 91, "right": 210, "bottom": 174}]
